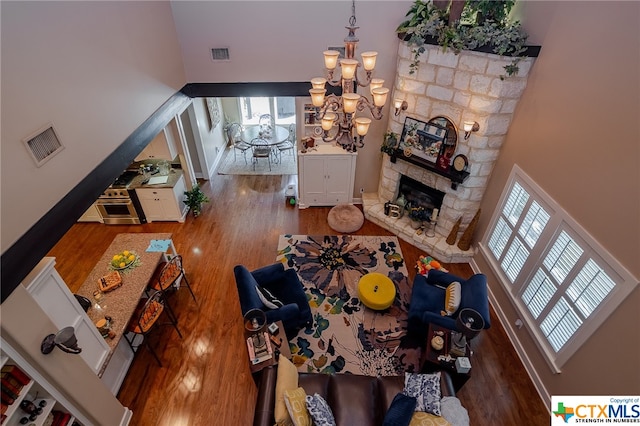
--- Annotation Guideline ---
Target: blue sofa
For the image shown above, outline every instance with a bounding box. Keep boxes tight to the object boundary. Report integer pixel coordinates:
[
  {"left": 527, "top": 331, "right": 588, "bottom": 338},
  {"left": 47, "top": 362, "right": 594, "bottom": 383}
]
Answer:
[
  {"left": 408, "top": 269, "right": 491, "bottom": 339},
  {"left": 234, "top": 263, "right": 312, "bottom": 339}
]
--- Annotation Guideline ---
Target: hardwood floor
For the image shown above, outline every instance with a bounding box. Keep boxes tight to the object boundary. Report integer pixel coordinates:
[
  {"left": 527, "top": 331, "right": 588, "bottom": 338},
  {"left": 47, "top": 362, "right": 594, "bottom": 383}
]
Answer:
[{"left": 48, "top": 173, "right": 549, "bottom": 425}]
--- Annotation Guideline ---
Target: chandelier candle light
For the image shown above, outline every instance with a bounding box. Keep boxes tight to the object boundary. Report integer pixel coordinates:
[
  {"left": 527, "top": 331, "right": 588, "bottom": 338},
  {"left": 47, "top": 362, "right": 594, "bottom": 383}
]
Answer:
[{"left": 309, "top": 0, "right": 390, "bottom": 152}]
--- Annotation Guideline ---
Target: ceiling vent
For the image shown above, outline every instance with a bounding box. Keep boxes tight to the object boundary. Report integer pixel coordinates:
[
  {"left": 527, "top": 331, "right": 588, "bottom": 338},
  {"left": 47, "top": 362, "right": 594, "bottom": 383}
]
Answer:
[
  {"left": 211, "top": 47, "right": 230, "bottom": 61},
  {"left": 22, "top": 124, "right": 65, "bottom": 167}
]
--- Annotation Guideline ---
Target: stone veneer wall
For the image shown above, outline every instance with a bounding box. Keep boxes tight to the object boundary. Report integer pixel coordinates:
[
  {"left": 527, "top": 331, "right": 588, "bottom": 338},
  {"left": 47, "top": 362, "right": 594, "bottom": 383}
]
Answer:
[{"left": 363, "top": 41, "right": 535, "bottom": 263}]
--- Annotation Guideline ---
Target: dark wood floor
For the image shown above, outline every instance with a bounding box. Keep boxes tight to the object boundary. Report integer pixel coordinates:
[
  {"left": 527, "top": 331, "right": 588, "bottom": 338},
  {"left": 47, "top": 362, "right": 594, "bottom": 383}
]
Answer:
[{"left": 48, "top": 173, "right": 549, "bottom": 425}]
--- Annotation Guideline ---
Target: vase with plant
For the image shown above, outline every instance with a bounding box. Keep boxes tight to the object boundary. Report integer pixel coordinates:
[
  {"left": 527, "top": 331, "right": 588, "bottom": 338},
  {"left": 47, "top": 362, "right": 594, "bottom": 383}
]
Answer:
[
  {"left": 408, "top": 205, "right": 431, "bottom": 229},
  {"left": 381, "top": 131, "right": 399, "bottom": 156},
  {"left": 184, "top": 184, "right": 210, "bottom": 217},
  {"left": 396, "top": 0, "right": 531, "bottom": 78}
]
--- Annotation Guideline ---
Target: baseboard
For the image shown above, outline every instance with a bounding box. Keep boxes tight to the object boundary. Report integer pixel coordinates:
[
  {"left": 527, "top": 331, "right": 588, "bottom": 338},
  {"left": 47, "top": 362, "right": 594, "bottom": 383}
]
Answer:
[{"left": 469, "top": 258, "right": 552, "bottom": 413}]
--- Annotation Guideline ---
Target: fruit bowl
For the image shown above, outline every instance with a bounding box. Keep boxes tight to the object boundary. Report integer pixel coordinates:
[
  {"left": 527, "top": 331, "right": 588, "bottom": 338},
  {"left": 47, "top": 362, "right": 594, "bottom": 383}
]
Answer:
[{"left": 111, "top": 250, "right": 137, "bottom": 270}]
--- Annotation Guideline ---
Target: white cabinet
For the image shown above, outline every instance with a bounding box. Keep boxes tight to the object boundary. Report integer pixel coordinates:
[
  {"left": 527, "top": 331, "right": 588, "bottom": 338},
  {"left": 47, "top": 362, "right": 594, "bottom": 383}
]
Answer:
[
  {"left": 135, "top": 128, "right": 177, "bottom": 161},
  {"left": 1, "top": 343, "right": 81, "bottom": 426},
  {"left": 136, "top": 174, "right": 187, "bottom": 222},
  {"left": 23, "top": 258, "right": 110, "bottom": 376},
  {"left": 297, "top": 144, "right": 357, "bottom": 208}
]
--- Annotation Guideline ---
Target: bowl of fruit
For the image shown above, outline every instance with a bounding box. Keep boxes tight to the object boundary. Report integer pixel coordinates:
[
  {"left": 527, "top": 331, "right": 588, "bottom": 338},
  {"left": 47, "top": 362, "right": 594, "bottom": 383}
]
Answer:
[{"left": 111, "top": 250, "right": 137, "bottom": 270}]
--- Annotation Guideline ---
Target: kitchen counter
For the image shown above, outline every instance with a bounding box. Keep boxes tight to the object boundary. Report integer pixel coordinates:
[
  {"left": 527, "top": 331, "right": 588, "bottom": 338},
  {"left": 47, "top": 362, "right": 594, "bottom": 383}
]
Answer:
[
  {"left": 75, "top": 232, "right": 174, "bottom": 376},
  {"left": 128, "top": 168, "right": 183, "bottom": 189}
]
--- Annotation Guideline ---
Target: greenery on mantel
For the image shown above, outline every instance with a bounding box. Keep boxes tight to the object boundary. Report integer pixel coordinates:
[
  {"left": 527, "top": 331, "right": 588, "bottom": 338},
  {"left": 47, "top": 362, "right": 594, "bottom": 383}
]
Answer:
[{"left": 396, "top": 0, "right": 530, "bottom": 78}]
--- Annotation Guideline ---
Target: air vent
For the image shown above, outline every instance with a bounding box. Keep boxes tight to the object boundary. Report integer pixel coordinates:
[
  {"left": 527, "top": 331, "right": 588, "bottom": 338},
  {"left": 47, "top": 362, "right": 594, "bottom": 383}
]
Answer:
[
  {"left": 22, "top": 124, "right": 65, "bottom": 167},
  {"left": 211, "top": 47, "right": 230, "bottom": 61}
]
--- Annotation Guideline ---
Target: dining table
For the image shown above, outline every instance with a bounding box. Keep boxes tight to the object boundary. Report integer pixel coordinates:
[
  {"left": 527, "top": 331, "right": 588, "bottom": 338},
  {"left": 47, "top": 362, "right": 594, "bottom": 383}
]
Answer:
[
  {"left": 75, "top": 232, "right": 175, "bottom": 376},
  {"left": 241, "top": 125, "right": 289, "bottom": 146}
]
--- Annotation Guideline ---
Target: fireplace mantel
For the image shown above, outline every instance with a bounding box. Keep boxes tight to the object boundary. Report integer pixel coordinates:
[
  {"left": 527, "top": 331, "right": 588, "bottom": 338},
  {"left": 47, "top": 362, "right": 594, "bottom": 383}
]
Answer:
[{"left": 389, "top": 152, "right": 470, "bottom": 189}]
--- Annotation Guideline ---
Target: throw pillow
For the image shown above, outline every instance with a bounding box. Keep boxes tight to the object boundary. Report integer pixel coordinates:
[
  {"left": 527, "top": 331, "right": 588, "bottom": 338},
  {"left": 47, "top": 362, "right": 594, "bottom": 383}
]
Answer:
[
  {"left": 256, "top": 285, "right": 284, "bottom": 310},
  {"left": 409, "top": 412, "right": 452, "bottom": 426},
  {"left": 441, "top": 281, "right": 461, "bottom": 316},
  {"left": 383, "top": 392, "right": 417, "bottom": 426},
  {"left": 284, "top": 387, "right": 312, "bottom": 426},
  {"left": 275, "top": 355, "right": 298, "bottom": 426},
  {"left": 440, "top": 396, "right": 469, "bottom": 426},
  {"left": 305, "top": 393, "right": 336, "bottom": 426},
  {"left": 403, "top": 372, "right": 442, "bottom": 416}
]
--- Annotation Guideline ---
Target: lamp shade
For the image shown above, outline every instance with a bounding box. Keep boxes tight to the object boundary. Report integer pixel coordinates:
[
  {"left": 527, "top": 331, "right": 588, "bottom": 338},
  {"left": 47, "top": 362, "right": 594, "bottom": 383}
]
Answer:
[
  {"left": 342, "top": 93, "right": 360, "bottom": 113},
  {"left": 311, "top": 77, "right": 327, "bottom": 89},
  {"left": 360, "top": 51, "right": 378, "bottom": 71},
  {"left": 354, "top": 117, "right": 371, "bottom": 136},
  {"left": 463, "top": 121, "right": 475, "bottom": 132},
  {"left": 323, "top": 50, "right": 340, "bottom": 70},
  {"left": 340, "top": 59, "right": 359, "bottom": 80},
  {"left": 309, "top": 88, "right": 326, "bottom": 107},
  {"left": 243, "top": 308, "right": 267, "bottom": 334},
  {"left": 370, "top": 78, "right": 384, "bottom": 95},
  {"left": 321, "top": 112, "right": 337, "bottom": 130},
  {"left": 456, "top": 308, "right": 484, "bottom": 341},
  {"left": 371, "top": 87, "right": 389, "bottom": 107}
]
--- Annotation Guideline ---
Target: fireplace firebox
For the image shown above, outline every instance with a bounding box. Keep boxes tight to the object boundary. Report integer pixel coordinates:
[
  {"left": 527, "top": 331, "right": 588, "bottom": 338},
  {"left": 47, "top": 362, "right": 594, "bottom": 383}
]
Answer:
[{"left": 398, "top": 175, "right": 445, "bottom": 214}]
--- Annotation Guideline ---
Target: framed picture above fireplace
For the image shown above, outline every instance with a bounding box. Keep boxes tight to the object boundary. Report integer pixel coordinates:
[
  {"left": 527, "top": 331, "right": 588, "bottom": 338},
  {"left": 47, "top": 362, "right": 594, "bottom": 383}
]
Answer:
[{"left": 397, "top": 116, "right": 444, "bottom": 164}]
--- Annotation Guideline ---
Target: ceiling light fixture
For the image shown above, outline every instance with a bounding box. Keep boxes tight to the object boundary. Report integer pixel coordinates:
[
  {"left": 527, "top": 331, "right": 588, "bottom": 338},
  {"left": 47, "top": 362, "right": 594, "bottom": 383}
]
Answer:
[{"left": 309, "top": 0, "right": 388, "bottom": 152}]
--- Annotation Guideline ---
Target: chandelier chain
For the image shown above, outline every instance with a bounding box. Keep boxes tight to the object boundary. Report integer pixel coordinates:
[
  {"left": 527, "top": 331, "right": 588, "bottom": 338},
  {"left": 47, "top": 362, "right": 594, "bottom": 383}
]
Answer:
[{"left": 349, "top": 0, "right": 356, "bottom": 27}]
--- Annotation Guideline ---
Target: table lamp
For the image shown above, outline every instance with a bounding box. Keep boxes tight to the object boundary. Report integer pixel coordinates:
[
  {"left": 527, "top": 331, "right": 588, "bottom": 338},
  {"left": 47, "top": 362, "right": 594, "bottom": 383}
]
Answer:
[
  {"left": 244, "top": 308, "right": 267, "bottom": 350},
  {"left": 452, "top": 308, "right": 485, "bottom": 353}
]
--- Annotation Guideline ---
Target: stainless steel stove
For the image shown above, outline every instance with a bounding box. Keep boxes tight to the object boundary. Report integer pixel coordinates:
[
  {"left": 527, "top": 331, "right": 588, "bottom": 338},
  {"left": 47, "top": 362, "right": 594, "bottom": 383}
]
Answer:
[{"left": 96, "top": 171, "right": 146, "bottom": 225}]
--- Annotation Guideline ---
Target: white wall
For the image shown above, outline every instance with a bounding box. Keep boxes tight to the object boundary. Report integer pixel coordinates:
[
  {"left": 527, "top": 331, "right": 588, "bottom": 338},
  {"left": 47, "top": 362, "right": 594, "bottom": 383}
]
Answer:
[
  {"left": 192, "top": 98, "right": 227, "bottom": 178},
  {"left": 0, "top": 1, "right": 186, "bottom": 252}
]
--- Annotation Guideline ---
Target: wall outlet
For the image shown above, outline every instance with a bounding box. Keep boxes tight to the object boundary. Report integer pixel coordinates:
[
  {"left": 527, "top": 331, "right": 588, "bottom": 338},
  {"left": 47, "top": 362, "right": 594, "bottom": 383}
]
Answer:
[{"left": 359, "top": 187, "right": 364, "bottom": 194}]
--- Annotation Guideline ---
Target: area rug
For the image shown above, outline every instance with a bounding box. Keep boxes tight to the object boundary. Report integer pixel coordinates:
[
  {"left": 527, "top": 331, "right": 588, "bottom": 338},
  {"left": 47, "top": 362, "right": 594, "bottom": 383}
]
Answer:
[
  {"left": 276, "top": 234, "right": 421, "bottom": 376},
  {"left": 217, "top": 146, "right": 297, "bottom": 175}
]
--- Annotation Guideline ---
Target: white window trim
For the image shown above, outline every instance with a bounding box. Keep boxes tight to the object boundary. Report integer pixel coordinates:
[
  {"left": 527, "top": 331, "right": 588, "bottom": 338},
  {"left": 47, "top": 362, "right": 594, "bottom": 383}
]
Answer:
[{"left": 479, "top": 164, "right": 638, "bottom": 373}]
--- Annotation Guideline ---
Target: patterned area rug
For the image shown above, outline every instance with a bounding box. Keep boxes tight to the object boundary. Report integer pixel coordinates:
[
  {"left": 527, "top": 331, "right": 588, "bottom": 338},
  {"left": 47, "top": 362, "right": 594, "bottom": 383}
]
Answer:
[
  {"left": 217, "top": 146, "right": 297, "bottom": 175},
  {"left": 276, "top": 235, "right": 421, "bottom": 376}
]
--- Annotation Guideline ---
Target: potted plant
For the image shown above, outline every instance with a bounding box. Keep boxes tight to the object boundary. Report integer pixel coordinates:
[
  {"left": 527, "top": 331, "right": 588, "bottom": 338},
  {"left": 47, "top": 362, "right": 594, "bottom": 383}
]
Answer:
[
  {"left": 184, "top": 184, "right": 210, "bottom": 217},
  {"left": 380, "top": 131, "right": 399, "bottom": 156},
  {"left": 396, "top": 0, "right": 530, "bottom": 77},
  {"left": 407, "top": 205, "right": 431, "bottom": 229}
]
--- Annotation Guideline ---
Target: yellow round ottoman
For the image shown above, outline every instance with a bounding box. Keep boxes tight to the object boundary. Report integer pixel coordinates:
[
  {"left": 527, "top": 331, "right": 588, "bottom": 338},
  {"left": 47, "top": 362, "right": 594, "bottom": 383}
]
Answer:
[{"left": 358, "top": 273, "right": 396, "bottom": 310}]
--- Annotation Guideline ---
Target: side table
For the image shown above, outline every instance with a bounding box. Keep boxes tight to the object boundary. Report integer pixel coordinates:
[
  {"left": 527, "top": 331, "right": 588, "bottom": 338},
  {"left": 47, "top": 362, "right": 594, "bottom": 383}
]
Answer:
[
  {"left": 248, "top": 320, "right": 291, "bottom": 374},
  {"left": 420, "top": 323, "right": 471, "bottom": 392}
]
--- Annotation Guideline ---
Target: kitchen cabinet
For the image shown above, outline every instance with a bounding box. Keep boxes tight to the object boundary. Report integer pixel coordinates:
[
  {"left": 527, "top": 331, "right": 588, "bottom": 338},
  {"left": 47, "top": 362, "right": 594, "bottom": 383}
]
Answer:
[
  {"left": 1, "top": 342, "right": 81, "bottom": 426},
  {"left": 136, "top": 174, "right": 187, "bottom": 222},
  {"left": 77, "top": 203, "right": 103, "bottom": 223},
  {"left": 297, "top": 144, "right": 357, "bottom": 208},
  {"left": 135, "top": 128, "right": 177, "bottom": 161}
]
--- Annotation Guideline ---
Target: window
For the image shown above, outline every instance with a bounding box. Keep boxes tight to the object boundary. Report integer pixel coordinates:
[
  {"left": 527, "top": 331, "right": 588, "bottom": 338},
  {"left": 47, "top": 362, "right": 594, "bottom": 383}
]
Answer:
[
  {"left": 240, "top": 97, "right": 296, "bottom": 127},
  {"left": 480, "top": 165, "right": 637, "bottom": 372}
]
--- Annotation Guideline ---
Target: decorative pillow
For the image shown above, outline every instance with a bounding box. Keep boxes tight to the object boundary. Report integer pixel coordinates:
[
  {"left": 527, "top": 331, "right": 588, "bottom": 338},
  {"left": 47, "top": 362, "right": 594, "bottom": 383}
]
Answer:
[
  {"left": 441, "top": 282, "right": 461, "bottom": 316},
  {"left": 305, "top": 393, "right": 336, "bottom": 426},
  {"left": 403, "top": 372, "right": 442, "bottom": 416},
  {"left": 256, "top": 285, "right": 284, "bottom": 310},
  {"left": 275, "top": 355, "right": 298, "bottom": 426},
  {"left": 383, "top": 392, "right": 417, "bottom": 426},
  {"left": 409, "top": 412, "right": 452, "bottom": 426},
  {"left": 440, "top": 396, "right": 469, "bottom": 426},
  {"left": 284, "top": 387, "right": 312, "bottom": 426}
]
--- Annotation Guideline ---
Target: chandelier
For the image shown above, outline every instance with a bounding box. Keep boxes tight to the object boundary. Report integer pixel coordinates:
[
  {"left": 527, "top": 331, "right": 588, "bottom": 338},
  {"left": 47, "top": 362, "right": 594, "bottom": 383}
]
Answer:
[{"left": 309, "top": 0, "right": 390, "bottom": 152}]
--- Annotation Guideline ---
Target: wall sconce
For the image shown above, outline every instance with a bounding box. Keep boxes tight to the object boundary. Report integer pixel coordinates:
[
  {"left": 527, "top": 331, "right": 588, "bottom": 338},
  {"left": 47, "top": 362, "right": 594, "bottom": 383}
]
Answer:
[
  {"left": 41, "top": 326, "right": 82, "bottom": 355},
  {"left": 463, "top": 121, "right": 479, "bottom": 139},
  {"left": 393, "top": 99, "right": 408, "bottom": 116}
]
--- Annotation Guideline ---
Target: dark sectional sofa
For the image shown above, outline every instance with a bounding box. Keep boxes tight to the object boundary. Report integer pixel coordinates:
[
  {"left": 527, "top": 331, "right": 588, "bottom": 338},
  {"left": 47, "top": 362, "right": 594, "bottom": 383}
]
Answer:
[{"left": 253, "top": 365, "right": 456, "bottom": 426}]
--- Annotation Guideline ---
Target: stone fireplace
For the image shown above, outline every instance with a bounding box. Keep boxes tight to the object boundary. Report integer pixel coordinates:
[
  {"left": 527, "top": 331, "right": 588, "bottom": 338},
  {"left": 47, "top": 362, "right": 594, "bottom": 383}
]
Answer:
[{"left": 363, "top": 41, "right": 536, "bottom": 263}]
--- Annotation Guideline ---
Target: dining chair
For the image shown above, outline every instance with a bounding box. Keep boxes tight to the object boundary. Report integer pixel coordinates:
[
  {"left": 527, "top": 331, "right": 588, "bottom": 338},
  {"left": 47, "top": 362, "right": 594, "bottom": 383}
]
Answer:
[
  {"left": 258, "top": 114, "right": 273, "bottom": 130},
  {"left": 148, "top": 255, "right": 196, "bottom": 318},
  {"left": 275, "top": 124, "right": 296, "bottom": 163},
  {"left": 227, "top": 122, "right": 250, "bottom": 164},
  {"left": 251, "top": 137, "right": 272, "bottom": 171},
  {"left": 124, "top": 290, "right": 182, "bottom": 367}
]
